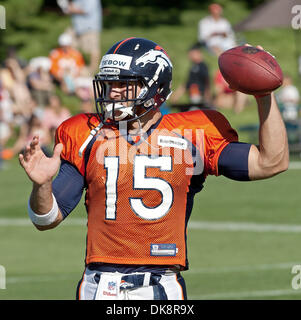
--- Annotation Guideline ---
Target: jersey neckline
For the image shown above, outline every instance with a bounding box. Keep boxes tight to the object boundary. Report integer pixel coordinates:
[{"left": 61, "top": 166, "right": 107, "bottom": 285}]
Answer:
[{"left": 120, "top": 114, "right": 164, "bottom": 147}]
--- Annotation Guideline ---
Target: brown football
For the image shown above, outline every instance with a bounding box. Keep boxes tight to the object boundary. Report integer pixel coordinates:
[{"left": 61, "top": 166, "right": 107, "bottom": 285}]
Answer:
[{"left": 218, "top": 45, "right": 283, "bottom": 95}]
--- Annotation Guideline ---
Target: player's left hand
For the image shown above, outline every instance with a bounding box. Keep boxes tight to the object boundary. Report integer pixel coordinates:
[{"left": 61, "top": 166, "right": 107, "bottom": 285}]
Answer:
[{"left": 228, "top": 44, "right": 271, "bottom": 97}]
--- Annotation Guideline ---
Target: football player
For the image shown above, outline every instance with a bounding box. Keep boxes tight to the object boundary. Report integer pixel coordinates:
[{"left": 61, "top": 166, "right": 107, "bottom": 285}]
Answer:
[{"left": 19, "top": 37, "right": 289, "bottom": 300}]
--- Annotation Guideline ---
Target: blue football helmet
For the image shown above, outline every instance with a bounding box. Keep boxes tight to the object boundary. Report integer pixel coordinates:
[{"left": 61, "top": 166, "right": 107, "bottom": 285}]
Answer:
[{"left": 93, "top": 37, "right": 173, "bottom": 124}]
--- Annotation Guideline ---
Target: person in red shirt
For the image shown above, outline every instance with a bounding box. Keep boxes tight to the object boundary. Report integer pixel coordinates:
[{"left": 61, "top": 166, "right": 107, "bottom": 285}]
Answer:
[
  {"left": 19, "top": 38, "right": 288, "bottom": 300},
  {"left": 41, "top": 95, "right": 71, "bottom": 135},
  {"left": 214, "top": 68, "right": 248, "bottom": 113}
]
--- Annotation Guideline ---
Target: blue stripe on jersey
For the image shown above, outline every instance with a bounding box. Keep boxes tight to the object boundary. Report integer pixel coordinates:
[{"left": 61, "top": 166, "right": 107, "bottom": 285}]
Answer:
[
  {"left": 218, "top": 142, "right": 251, "bottom": 181},
  {"left": 184, "top": 171, "right": 205, "bottom": 269},
  {"left": 84, "top": 135, "right": 97, "bottom": 178},
  {"left": 173, "top": 132, "right": 205, "bottom": 270},
  {"left": 52, "top": 160, "right": 85, "bottom": 219}
]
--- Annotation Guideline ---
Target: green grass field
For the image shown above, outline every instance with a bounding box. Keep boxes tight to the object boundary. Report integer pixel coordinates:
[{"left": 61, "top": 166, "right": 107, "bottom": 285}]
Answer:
[{"left": 0, "top": 158, "right": 301, "bottom": 300}]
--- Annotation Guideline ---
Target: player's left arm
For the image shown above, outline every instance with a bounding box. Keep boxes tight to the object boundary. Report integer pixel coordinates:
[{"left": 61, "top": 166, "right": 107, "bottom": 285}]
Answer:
[
  {"left": 218, "top": 93, "right": 289, "bottom": 181},
  {"left": 248, "top": 93, "right": 289, "bottom": 180}
]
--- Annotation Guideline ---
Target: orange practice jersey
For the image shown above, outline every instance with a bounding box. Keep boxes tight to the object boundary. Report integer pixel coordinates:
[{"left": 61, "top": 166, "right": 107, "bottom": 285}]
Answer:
[{"left": 55, "top": 110, "right": 238, "bottom": 268}]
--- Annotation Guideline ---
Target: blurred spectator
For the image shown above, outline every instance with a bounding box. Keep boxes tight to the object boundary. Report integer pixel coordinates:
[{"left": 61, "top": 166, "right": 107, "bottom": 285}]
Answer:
[
  {"left": 170, "top": 44, "right": 211, "bottom": 107},
  {"left": 276, "top": 74, "right": 300, "bottom": 121},
  {"left": 49, "top": 33, "right": 85, "bottom": 94},
  {"left": 74, "top": 75, "right": 93, "bottom": 101},
  {"left": 0, "top": 80, "right": 14, "bottom": 147},
  {"left": 73, "top": 74, "right": 94, "bottom": 113},
  {"left": 213, "top": 69, "right": 248, "bottom": 113},
  {"left": 58, "top": 0, "right": 102, "bottom": 74},
  {"left": 80, "top": 99, "right": 94, "bottom": 113},
  {"left": 6, "top": 113, "right": 52, "bottom": 159},
  {"left": 1, "top": 58, "right": 32, "bottom": 119},
  {"left": 6, "top": 46, "right": 27, "bottom": 69},
  {"left": 198, "top": 3, "right": 236, "bottom": 56},
  {"left": 41, "top": 95, "right": 72, "bottom": 135},
  {"left": 28, "top": 57, "right": 54, "bottom": 108}
]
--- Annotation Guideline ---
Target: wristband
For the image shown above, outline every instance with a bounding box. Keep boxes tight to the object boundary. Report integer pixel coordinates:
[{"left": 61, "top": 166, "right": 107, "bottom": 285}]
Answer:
[{"left": 28, "top": 194, "right": 59, "bottom": 226}]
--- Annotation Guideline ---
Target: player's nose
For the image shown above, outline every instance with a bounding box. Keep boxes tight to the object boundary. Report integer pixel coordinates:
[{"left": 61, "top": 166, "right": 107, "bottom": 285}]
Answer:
[{"left": 109, "top": 85, "right": 125, "bottom": 100}]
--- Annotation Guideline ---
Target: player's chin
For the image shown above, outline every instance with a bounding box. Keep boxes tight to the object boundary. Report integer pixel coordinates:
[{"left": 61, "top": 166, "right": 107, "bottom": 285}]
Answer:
[{"left": 114, "top": 110, "right": 124, "bottom": 119}]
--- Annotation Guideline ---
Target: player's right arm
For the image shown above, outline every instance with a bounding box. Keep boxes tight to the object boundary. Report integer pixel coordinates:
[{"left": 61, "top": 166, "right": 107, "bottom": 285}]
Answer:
[
  {"left": 19, "top": 136, "right": 64, "bottom": 231},
  {"left": 19, "top": 135, "right": 86, "bottom": 231},
  {"left": 19, "top": 114, "right": 95, "bottom": 230}
]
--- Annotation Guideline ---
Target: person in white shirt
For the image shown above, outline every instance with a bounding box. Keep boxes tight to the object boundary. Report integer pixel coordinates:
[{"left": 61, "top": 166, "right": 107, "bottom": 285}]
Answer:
[
  {"left": 277, "top": 74, "right": 300, "bottom": 121},
  {"left": 198, "top": 3, "right": 236, "bottom": 56}
]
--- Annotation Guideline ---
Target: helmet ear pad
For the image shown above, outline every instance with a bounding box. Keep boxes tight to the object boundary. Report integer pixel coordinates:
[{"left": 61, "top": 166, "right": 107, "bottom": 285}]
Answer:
[{"left": 153, "top": 92, "right": 167, "bottom": 109}]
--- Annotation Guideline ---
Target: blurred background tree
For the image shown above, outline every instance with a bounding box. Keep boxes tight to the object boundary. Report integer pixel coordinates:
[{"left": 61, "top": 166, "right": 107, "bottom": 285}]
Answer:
[
  {"left": 0, "top": 0, "right": 299, "bottom": 156},
  {"left": 0, "top": 0, "right": 296, "bottom": 122},
  {"left": 0, "top": 0, "right": 267, "bottom": 62}
]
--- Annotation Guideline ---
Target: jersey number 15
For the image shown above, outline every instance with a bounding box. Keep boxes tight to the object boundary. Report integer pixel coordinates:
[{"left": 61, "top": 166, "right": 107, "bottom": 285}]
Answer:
[{"left": 104, "top": 155, "right": 173, "bottom": 221}]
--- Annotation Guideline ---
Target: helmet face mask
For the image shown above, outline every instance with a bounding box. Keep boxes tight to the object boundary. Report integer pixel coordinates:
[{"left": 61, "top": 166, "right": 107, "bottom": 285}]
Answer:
[
  {"left": 93, "top": 38, "right": 172, "bottom": 125},
  {"left": 93, "top": 75, "right": 148, "bottom": 122}
]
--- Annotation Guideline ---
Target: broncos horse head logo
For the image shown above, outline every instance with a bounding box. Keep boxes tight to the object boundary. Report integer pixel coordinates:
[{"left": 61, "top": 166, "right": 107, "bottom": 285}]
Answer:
[
  {"left": 136, "top": 49, "right": 172, "bottom": 69},
  {"left": 135, "top": 49, "right": 172, "bottom": 86}
]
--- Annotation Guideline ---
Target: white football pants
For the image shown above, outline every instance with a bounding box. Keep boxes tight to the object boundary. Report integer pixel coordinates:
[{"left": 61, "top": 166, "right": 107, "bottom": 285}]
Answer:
[{"left": 76, "top": 267, "right": 187, "bottom": 300}]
